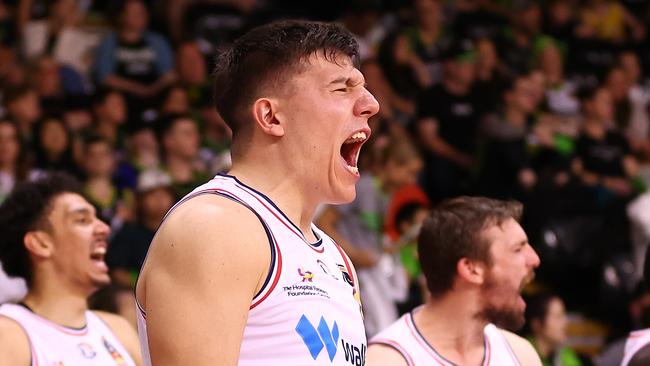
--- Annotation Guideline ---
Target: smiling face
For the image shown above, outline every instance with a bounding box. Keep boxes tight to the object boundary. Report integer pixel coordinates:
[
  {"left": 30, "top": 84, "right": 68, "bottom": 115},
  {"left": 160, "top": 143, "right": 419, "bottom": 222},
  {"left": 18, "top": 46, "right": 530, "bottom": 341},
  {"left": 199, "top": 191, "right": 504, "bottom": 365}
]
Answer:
[
  {"left": 44, "top": 193, "right": 111, "bottom": 293},
  {"left": 274, "top": 53, "right": 379, "bottom": 204},
  {"left": 477, "top": 218, "right": 540, "bottom": 330}
]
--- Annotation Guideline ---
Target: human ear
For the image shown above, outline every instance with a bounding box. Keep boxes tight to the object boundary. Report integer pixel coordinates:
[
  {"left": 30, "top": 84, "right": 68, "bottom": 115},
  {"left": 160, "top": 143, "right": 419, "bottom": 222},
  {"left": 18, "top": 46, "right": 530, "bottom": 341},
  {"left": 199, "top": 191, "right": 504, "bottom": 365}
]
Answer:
[
  {"left": 457, "top": 257, "right": 486, "bottom": 285},
  {"left": 24, "top": 231, "right": 54, "bottom": 258},
  {"left": 252, "top": 98, "right": 284, "bottom": 137}
]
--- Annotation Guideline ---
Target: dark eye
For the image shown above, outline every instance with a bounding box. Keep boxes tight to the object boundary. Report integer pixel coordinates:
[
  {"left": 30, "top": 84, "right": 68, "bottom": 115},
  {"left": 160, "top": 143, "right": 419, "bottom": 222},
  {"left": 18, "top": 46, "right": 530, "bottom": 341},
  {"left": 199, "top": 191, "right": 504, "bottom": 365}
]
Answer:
[{"left": 334, "top": 87, "right": 348, "bottom": 93}]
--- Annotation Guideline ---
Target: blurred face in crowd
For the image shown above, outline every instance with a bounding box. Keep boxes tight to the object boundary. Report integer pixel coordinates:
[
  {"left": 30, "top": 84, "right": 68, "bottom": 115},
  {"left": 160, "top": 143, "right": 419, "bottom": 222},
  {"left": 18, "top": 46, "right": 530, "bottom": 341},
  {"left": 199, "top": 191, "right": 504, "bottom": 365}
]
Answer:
[
  {"left": 40, "top": 118, "right": 69, "bottom": 157},
  {"left": 163, "top": 118, "right": 200, "bottom": 160},
  {"left": 34, "top": 57, "right": 61, "bottom": 97},
  {"left": 605, "top": 68, "right": 630, "bottom": 102},
  {"left": 620, "top": 52, "right": 642, "bottom": 85},
  {"left": 176, "top": 43, "right": 207, "bottom": 85},
  {"left": 476, "top": 38, "right": 497, "bottom": 74},
  {"left": 415, "top": 0, "right": 441, "bottom": 30},
  {"left": 478, "top": 218, "right": 540, "bottom": 330},
  {"left": 586, "top": 88, "right": 614, "bottom": 122},
  {"left": 506, "top": 77, "right": 537, "bottom": 115},
  {"left": 139, "top": 187, "right": 175, "bottom": 223},
  {"left": 96, "top": 92, "right": 127, "bottom": 125},
  {"left": 120, "top": 0, "right": 148, "bottom": 33},
  {"left": 272, "top": 53, "right": 378, "bottom": 204},
  {"left": 548, "top": 0, "right": 572, "bottom": 26},
  {"left": 162, "top": 87, "right": 190, "bottom": 115},
  {"left": 36, "top": 193, "right": 111, "bottom": 293},
  {"left": 385, "top": 156, "right": 423, "bottom": 189},
  {"left": 539, "top": 44, "right": 563, "bottom": 80},
  {"left": 63, "top": 108, "right": 93, "bottom": 132},
  {"left": 533, "top": 297, "right": 569, "bottom": 348},
  {"left": 129, "top": 128, "right": 159, "bottom": 167},
  {"left": 0, "top": 121, "right": 19, "bottom": 167},
  {"left": 527, "top": 71, "right": 546, "bottom": 107},
  {"left": 516, "top": 5, "right": 541, "bottom": 35},
  {"left": 84, "top": 141, "right": 115, "bottom": 178},
  {"left": 446, "top": 59, "right": 476, "bottom": 88},
  {"left": 8, "top": 90, "right": 41, "bottom": 123}
]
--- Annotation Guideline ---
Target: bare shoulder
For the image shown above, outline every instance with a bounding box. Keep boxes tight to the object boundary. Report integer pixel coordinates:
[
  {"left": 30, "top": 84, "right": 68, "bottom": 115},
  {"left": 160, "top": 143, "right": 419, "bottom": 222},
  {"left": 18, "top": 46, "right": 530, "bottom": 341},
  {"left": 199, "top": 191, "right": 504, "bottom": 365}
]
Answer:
[
  {"left": 366, "top": 343, "right": 409, "bottom": 366},
  {"left": 500, "top": 329, "right": 542, "bottom": 366},
  {"left": 138, "top": 193, "right": 271, "bottom": 303},
  {"left": 0, "top": 315, "right": 31, "bottom": 366},
  {"left": 93, "top": 310, "right": 134, "bottom": 335}
]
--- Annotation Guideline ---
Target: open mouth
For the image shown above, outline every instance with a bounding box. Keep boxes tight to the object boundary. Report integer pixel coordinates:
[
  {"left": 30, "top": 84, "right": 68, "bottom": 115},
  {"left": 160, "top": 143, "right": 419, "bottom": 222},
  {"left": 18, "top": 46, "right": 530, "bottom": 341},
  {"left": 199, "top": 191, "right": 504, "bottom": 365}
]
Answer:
[
  {"left": 340, "top": 131, "right": 369, "bottom": 175},
  {"left": 89, "top": 245, "right": 108, "bottom": 272}
]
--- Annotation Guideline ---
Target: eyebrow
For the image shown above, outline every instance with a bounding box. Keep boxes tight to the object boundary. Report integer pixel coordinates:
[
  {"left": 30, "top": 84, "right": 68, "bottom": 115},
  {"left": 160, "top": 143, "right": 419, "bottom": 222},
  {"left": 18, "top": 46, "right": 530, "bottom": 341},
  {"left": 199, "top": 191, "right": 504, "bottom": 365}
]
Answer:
[
  {"left": 67, "top": 207, "right": 95, "bottom": 217},
  {"left": 328, "top": 75, "right": 365, "bottom": 87}
]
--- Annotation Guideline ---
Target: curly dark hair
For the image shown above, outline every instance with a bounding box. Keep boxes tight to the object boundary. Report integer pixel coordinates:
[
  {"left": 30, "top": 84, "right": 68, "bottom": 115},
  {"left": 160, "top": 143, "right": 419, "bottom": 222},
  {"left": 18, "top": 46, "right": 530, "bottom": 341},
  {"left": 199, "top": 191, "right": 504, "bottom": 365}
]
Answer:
[
  {"left": 0, "top": 172, "right": 82, "bottom": 287},
  {"left": 212, "top": 19, "right": 359, "bottom": 137}
]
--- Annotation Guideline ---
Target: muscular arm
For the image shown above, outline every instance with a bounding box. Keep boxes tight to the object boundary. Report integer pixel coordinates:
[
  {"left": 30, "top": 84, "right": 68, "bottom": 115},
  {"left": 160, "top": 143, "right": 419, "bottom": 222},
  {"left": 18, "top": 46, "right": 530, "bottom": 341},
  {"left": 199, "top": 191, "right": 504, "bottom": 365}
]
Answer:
[
  {"left": 0, "top": 316, "right": 31, "bottom": 366},
  {"left": 94, "top": 311, "right": 143, "bottom": 366},
  {"left": 366, "top": 343, "right": 409, "bottom": 366},
  {"left": 137, "top": 195, "right": 270, "bottom": 366},
  {"left": 501, "top": 330, "right": 542, "bottom": 366}
]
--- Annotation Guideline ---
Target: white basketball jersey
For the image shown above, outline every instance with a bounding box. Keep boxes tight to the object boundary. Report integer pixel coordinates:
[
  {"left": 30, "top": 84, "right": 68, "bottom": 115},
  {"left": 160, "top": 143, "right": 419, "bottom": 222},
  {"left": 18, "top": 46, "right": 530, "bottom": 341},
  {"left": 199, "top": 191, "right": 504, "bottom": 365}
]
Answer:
[
  {"left": 370, "top": 310, "right": 522, "bottom": 366},
  {"left": 622, "top": 328, "right": 650, "bottom": 366},
  {"left": 136, "top": 174, "right": 367, "bottom": 365},
  {"left": 0, "top": 303, "right": 136, "bottom": 366}
]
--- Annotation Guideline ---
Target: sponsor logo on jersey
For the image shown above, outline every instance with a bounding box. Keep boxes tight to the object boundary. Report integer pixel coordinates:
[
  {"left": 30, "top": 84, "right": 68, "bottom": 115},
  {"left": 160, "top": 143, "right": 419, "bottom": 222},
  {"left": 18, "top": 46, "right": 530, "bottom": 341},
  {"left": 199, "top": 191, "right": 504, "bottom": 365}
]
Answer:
[
  {"left": 317, "top": 259, "right": 339, "bottom": 280},
  {"left": 337, "top": 264, "right": 354, "bottom": 287},
  {"left": 102, "top": 337, "right": 128, "bottom": 365},
  {"left": 77, "top": 342, "right": 97, "bottom": 358},
  {"left": 341, "top": 339, "right": 366, "bottom": 366},
  {"left": 295, "top": 315, "right": 339, "bottom": 361},
  {"left": 298, "top": 267, "right": 314, "bottom": 282}
]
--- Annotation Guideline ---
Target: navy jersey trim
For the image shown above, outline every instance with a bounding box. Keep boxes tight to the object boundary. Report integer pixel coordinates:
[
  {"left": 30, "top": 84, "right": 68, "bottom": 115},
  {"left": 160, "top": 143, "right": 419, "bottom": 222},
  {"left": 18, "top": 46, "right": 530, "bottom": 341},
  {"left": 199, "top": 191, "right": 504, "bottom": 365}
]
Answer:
[{"left": 217, "top": 173, "right": 323, "bottom": 248}]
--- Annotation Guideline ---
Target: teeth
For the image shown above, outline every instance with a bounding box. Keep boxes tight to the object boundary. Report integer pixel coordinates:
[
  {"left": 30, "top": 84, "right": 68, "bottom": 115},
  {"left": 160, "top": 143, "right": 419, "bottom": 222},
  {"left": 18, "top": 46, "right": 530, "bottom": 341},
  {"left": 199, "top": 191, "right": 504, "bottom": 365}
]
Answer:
[
  {"left": 344, "top": 131, "right": 367, "bottom": 144},
  {"left": 92, "top": 247, "right": 106, "bottom": 256},
  {"left": 346, "top": 165, "right": 359, "bottom": 174}
]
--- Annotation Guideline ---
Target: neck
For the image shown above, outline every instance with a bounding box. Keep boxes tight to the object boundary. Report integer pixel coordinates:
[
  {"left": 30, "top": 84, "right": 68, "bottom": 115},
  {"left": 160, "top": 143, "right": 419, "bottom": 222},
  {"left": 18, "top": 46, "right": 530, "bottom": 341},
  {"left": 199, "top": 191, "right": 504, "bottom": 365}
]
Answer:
[
  {"left": 142, "top": 215, "right": 163, "bottom": 231},
  {"left": 22, "top": 273, "right": 89, "bottom": 328},
  {"left": 443, "top": 78, "right": 470, "bottom": 96},
  {"left": 227, "top": 159, "right": 318, "bottom": 241},
  {"left": 119, "top": 29, "right": 142, "bottom": 43},
  {"left": 414, "top": 292, "right": 488, "bottom": 364},
  {"left": 96, "top": 121, "right": 117, "bottom": 140},
  {"left": 0, "top": 162, "right": 16, "bottom": 175},
  {"left": 533, "top": 336, "right": 555, "bottom": 359},
  {"left": 166, "top": 154, "right": 193, "bottom": 181},
  {"left": 505, "top": 107, "right": 526, "bottom": 126}
]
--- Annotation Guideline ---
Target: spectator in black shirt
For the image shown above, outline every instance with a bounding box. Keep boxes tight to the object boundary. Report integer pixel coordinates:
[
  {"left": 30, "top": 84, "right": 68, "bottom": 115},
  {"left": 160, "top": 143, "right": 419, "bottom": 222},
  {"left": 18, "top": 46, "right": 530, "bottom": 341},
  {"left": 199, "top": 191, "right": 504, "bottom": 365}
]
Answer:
[
  {"left": 573, "top": 85, "right": 640, "bottom": 203},
  {"left": 93, "top": 0, "right": 175, "bottom": 124},
  {"left": 479, "top": 74, "right": 538, "bottom": 200},
  {"left": 107, "top": 169, "right": 175, "bottom": 288},
  {"left": 414, "top": 38, "right": 482, "bottom": 202}
]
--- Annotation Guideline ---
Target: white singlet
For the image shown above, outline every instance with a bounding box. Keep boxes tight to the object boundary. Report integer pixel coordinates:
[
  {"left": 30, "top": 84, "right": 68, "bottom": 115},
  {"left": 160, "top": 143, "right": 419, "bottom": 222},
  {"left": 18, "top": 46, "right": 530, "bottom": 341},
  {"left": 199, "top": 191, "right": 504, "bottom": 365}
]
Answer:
[
  {"left": 0, "top": 302, "right": 136, "bottom": 366},
  {"left": 622, "top": 328, "right": 650, "bottom": 365},
  {"left": 370, "top": 310, "right": 522, "bottom": 366},
  {"left": 136, "top": 174, "right": 367, "bottom": 365}
]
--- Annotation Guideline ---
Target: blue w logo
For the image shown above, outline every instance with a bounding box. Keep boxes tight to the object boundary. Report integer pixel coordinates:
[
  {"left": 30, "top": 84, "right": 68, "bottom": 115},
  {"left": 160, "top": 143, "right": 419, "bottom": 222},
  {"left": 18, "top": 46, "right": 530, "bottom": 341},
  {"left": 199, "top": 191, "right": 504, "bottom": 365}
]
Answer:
[{"left": 295, "top": 315, "right": 339, "bottom": 361}]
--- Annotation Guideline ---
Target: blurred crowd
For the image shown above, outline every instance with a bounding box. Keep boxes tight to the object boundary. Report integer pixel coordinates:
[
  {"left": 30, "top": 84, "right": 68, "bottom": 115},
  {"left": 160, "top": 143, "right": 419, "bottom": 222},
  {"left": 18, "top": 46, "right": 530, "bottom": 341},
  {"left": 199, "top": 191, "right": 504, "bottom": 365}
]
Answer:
[{"left": 3, "top": 0, "right": 650, "bottom": 364}]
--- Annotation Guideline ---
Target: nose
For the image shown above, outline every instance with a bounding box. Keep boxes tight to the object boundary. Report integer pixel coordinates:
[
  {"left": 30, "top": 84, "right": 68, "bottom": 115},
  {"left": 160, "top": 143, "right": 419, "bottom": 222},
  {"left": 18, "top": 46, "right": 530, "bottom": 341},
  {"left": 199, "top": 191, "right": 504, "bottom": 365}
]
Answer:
[
  {"left": 354, "top": 89, "right": 380, "bottom": 119},
  {"left": 95, "top": 217, "right": 111, "bottom": 237},
  {"left": 526, "top": 244, "right": 541, "bottom": 269}
]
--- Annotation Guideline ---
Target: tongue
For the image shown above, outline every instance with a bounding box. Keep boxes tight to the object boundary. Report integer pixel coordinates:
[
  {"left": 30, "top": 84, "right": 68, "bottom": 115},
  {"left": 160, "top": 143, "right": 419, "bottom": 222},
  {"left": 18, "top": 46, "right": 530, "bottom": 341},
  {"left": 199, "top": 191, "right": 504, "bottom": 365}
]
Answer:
[{"left": 341, "top": 143, "right": 356, "bottom": 166}]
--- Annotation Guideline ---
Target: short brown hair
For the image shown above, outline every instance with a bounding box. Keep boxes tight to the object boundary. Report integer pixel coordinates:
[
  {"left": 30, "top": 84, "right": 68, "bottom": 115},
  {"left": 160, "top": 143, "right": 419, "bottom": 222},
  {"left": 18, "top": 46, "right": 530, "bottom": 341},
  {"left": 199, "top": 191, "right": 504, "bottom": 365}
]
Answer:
[
  {"left": 418, "top": 196, "right": 523, "bottom": 298},
  {"left": 212, "top": 20, "right": 359, "bottom": 137}
]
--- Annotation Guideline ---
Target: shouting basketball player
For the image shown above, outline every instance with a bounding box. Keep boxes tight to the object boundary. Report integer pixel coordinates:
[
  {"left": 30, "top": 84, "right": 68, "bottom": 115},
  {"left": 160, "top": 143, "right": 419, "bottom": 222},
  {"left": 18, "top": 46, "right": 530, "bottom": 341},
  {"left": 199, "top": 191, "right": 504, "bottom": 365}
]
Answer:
[
  {"left": 135, "top": 20, "right": 379, "bottom": 365},
  {"left": 0, "top": 173, "right": 141, "bottom": 365},
  {"left": 367, "top": 197, "right": 542, "bottom": 365}
]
